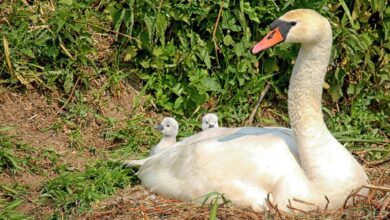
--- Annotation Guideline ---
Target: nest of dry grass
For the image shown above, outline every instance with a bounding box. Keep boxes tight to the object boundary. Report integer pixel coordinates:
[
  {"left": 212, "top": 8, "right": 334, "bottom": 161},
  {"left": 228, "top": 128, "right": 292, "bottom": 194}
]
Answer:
[{"left": 81, "top": 164, "right": 389, "bottom": 220}]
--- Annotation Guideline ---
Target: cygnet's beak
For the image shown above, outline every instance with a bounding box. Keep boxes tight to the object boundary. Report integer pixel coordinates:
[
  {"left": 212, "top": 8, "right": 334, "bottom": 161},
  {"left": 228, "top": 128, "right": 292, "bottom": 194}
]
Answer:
[
  {"left": 252, "top": 27, "right": 284, "bottom": 54},
  {"left": 154, "top": 124, "right": 164, "bottom": 131},
  {"left": 209, "top": 124, "right": 214, "bottom": 128}
]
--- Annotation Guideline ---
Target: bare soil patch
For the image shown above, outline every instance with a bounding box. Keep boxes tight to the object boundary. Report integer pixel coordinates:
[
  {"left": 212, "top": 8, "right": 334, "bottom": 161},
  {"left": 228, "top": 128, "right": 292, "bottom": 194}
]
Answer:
[
  {"left": 0, "top": 85, "right": 137, "bottom": 218},
  {"left": 0, "top": 91, "right": 68, "bottom": 149}
]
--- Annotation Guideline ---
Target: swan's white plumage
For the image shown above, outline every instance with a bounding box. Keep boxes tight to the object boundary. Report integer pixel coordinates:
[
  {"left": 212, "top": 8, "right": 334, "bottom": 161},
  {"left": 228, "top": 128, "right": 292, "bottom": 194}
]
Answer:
[{"left": 137, "top": 9, "right": 368, "bottom": 211}]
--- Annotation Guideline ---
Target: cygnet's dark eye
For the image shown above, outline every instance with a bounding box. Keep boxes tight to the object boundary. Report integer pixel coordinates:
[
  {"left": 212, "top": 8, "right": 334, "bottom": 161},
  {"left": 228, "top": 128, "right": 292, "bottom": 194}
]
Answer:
[
  {"left": 166, "top": 124, "right": 170, "bottom": 127},
  {"left": 206, "top": 121, "right": 209, "bottom": 124},
  {"left": 290, "top": 21, "right": 297, "bottom": 26}
]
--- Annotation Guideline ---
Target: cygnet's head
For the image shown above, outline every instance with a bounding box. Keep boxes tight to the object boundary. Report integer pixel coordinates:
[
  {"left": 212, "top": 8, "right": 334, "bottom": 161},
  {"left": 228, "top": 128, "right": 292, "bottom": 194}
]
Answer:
[
  {"left": 201, "top": 113, "right": 219, "bottom": 131},
  {"left": 252, "top": 9, "right": 331, "bottom": 54},
  {"left": 154, "top": 117, "right": 179, "bottom": 137}
]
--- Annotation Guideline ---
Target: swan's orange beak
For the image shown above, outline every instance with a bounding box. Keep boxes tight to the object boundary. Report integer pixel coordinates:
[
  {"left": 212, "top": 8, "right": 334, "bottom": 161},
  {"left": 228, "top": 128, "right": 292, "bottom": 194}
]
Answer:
[{"left": 252, "top": 27, "right": 284, "bottom": 54}]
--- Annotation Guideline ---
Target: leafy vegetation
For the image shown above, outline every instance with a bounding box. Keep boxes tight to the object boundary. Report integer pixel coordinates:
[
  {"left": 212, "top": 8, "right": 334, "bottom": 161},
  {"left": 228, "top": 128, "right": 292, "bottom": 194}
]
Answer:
[
  {"left": 0, "top": 183, "right": 32, "bottom": 220},
  {"left": 201, "top": 192, "right": 231, "bottom": 220},
  {"left": 41, "top": 160, "right": 138, "bottom": 214},
  {"left": 104, "top": 115, "right": 158, "bottom": 158},
  {"left": 0, "top": 129, "right": 26, "bottom": 175},
  {"left": 0, "top": 0, "right": 388, "bottom": 143},
  {"left": 0, "top": 132, "right": 32, "bottom": 219},
  {"left": 0, "top": 199, "right": 32, "bottom": 220},
  {"left": 0, "top": 128, "right": 62, "bottom": 176}
]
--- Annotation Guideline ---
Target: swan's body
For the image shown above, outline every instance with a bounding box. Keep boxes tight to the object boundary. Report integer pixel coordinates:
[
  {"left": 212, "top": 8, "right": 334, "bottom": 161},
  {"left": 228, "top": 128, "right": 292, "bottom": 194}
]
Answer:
[
  {"left": 202, "top": 113, "right": 219, "bottom": 130},
  {"left": 138, "top": 9, "right": 368, "bottom": 211}
]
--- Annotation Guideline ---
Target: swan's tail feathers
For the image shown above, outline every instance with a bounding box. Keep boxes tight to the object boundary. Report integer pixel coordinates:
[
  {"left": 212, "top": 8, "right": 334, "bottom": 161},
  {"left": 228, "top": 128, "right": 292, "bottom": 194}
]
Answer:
[{"left": 123, "top": 158, "right": 149, "bottom": 167}]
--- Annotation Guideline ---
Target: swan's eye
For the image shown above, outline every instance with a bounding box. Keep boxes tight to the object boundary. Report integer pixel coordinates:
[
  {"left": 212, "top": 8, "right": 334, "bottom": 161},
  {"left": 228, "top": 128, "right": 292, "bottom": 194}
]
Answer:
[
  {"left": 206, "top": 122, "right": 209, "bottom": 124},
  {"left": 166, "top": 124, "right": 170, "bottom": 127},
  {"left": 290, "top": 21, "right": 297, "bottom": 26}
]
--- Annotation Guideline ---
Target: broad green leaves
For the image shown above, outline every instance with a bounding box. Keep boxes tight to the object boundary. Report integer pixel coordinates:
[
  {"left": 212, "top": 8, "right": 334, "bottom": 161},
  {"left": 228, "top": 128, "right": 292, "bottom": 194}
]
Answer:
[{"left": 0, "top": 0, "right": 388, "bottom": 131}]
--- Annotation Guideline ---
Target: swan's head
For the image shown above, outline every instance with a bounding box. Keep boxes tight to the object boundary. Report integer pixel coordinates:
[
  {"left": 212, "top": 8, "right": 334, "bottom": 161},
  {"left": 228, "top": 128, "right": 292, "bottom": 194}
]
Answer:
[
  {"left": 201, "top": 113, "right": 219, "bottom": 130},
  {"left": 252, "top": 9, "right": 331, "bottom": 53},
  {"left": 154, "top": 117, "right": 179, "bottom": 137}
]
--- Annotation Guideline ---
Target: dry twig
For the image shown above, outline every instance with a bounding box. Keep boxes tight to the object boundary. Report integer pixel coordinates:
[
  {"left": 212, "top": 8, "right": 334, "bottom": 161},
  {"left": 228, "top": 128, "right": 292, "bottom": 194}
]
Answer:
[
  {"left": 286, "top": 204, "right": 311, "bottom": 215},
  {"left": 58, "top": 76, "right": 81, "bottom": 113},
  {"left": 368, "top": 170, "right": 387, "bottom": 202},
  {"left": 246, "top": 82, "right": 271, "bottom": 125},
  {"left": 378, "top": 197, "right": 390, "bottom": 217},
  {"left": 287, "top": 199, "right": 295, "bottom": 214},
  {"left": 344, "top": 184, "right": 390, "bottom": 209},
  {"left": 324, "top": 196, "right": 330, "bottom": 212},
  {"left": 212, "top": 0, "right": 224, "bottom": 47},
  {"left": 265, "top": 193, "right": 284, "bottom": 219},
  {"left": 158, "top": 0, "right": 164, "bottom": 10},
  {"left": 83, "top": 22, "right": 141, "bottom": 43},
  {"left": 292, "top": 197, "right": 316, "bottom": 206},
  {"left": 367, "top": 157, "right": 390, "bottom": 167}
]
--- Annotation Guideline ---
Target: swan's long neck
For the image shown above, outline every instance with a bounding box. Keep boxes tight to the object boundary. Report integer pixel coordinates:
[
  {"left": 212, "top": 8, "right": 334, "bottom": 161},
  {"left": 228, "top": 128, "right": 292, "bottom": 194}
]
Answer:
[
  {"left": 288, "top": 30, "right": 341, "bottom": 182},
  {"left": 159, "top": 136, "right": 176, "bottom": 145},
  {"left": 288, "top": 38, "right": 331, "bottom": 143},
  {"left": 288, "top": 26, "right": 368, "bottom": 195}
]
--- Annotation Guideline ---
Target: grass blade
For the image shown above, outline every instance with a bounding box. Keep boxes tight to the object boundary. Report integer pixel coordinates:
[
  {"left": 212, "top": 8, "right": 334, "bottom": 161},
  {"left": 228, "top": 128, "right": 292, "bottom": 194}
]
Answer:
[{"left": 209, "top": 199, "right": 219, "bottom": 220}]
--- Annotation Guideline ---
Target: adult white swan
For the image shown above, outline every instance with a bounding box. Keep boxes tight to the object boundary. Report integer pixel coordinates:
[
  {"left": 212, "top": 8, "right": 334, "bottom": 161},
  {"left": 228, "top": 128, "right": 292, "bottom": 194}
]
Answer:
[{"left": 138, "top": 9, "right": 368, "bottom": 211}]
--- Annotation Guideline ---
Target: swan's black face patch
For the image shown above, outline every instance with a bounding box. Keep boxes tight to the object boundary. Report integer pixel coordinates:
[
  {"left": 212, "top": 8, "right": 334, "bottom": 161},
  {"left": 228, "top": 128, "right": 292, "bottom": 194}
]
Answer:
[{"left": 269, "top": 19, "right": 296, "bottom": 40}]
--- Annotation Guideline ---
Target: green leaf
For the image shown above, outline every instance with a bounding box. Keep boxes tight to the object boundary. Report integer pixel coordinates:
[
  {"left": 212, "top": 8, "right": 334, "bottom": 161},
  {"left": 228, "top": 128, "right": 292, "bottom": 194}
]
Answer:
[
  {"left": 263, "top": 59, "right": 279, "bottom": 73},
  {"left": 124, "top": 47, "right": 138, "bottom": 61},
  {"left": 241, "top": 2, "right": 259, "bottom": 23},
  {"left": 152, "top": 47, "right": 164, "bottom": 57},
  {"left": 156, "top": 13, "right": 168, "bottom": 45},
  {"left": 328, "top": 67, "right": 347, "bottom": 102},
  {"left": 113, "top": 9, "right": 126, "bottom": 34},
  {"left": 200, "top": 77, "right": 222, "bottom": 92},
  {"left": 59, "top": 0, "right": 73, "bottom": 6},
  {"left": 174, "top": 96, "right": 184, "bottom": 109},
  {"left": 209, "top": 200, "right": 218, "bottom": 220},
  {"left": 201, "top": 50, "right": 211, "bottom": 69},
  {"left": 3, "top": 199, "right": 23, "bottom": 211},
  {"left": 190, "top": 89, "right": 206, "bottom": 105},
  {"left": 144, "top": 16, "right": 154, "bottom": 44},
  {"left": 223, "top": 35, "right": 234, "bottom": 46},
  {"left": 63, "top": 72, "right": 74, "bottom": 94},
  {"left": 233, "top": 42, "right": 245, "bottom": 57}
]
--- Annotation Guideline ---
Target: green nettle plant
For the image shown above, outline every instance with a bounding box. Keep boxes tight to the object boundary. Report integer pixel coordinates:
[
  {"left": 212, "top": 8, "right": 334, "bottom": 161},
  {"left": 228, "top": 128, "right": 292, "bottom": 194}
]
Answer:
[{"left": 0, "top": 0, "right": 388, "bottom": 142}]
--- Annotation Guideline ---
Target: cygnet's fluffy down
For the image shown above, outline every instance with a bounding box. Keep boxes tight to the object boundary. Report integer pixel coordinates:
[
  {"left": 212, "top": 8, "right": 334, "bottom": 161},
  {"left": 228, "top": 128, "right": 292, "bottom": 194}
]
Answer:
[
  {"left": 123, "top": 117, "right": 178, "bottom": 166},
  {"left": 201, "top": 113, "right": 219, "bottom": 130},
  {"left": 124, "top": 113, "right": 220, "bottom": 167},
  {"left": 149, "top": 117, "right": 179, "bottom": 156}
]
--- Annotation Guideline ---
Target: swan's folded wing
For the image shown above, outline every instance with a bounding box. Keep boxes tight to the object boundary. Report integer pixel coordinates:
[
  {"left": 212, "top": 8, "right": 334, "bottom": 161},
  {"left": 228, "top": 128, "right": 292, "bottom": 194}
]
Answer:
[
  {"left": 138, "top": 127, "right": 301, "bottom": 201},
  {"left": 123, "top": 158, "right": 150, "bottom": 167}
]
